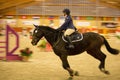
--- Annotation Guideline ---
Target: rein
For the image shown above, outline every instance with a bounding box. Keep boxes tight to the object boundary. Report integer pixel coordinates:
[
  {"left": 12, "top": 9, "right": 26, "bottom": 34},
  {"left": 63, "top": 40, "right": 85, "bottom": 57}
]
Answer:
[{"left": 52, "top": 31, "right": 62, "bottom": 48}]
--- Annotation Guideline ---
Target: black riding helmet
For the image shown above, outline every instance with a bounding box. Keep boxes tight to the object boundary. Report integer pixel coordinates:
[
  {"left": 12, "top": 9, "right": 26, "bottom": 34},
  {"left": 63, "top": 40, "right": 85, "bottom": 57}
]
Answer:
[{"left": 63, "top": 8, "right": 70, "bottom": 15}]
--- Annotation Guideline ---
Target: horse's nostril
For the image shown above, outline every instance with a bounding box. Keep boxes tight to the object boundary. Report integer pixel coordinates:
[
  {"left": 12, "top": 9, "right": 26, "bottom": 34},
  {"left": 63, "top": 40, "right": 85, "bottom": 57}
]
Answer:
[
  {"left": 31, "top": 41, "right": 37, "bottom": 46},
  {"left": 31, "top": 41, "right": 34, "bottom": 44},
  {"left": 31, "top": 41, "right": 33, "bottom": 44}
]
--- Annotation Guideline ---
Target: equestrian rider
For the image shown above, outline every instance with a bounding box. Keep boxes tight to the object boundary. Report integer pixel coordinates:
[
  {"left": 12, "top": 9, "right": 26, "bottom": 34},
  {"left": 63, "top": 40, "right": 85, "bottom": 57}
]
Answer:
[{"left": 56, "top": 8, "right": 76, "bottom": 49}]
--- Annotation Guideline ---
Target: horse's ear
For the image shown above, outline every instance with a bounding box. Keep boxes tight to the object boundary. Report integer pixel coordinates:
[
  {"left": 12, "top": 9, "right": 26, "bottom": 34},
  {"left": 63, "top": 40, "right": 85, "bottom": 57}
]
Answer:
[{"left": 33, "top": 24, "right": 38, "bottom": 28}]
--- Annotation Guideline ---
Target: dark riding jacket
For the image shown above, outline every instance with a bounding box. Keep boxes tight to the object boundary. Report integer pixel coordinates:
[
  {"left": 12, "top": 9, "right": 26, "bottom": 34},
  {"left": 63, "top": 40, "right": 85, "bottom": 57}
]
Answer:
[{"left": 57, "top": 15, "right": 76, "bottom": 31}]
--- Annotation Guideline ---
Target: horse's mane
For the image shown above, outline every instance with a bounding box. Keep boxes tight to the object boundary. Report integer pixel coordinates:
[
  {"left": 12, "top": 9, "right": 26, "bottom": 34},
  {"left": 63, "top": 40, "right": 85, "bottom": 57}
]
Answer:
[
  {"left": 38, "top": 25, "right": 57, "bottom": 32},
  {"left": 37, "top": 25, "right": 63, "bottom": 43},
  {"left": 39, "top": 26, "right": 56, "bottom": 31}
]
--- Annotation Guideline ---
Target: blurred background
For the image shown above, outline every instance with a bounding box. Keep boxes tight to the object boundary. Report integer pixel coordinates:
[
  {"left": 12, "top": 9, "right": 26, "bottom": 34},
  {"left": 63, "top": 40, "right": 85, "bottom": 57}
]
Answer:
[
  {"left": 0, "top": 0, "right": 120, "bottom": 52},
  {"left": 0, "top": 0, "right": 120, "bottom": 80}
]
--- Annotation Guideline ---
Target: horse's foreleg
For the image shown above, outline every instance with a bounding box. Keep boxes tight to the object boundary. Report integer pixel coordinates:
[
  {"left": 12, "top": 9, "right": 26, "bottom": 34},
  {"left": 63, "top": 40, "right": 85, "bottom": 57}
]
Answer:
[{"left": 59, "top": 55, "right": 74, "bottom": 78}]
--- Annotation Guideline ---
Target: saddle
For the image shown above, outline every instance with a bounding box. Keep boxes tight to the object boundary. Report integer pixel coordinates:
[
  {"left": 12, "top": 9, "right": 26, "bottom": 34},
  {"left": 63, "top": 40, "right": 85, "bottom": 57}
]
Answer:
[{"left": 62, "top": 31, "right": 83, "bottom": 43}]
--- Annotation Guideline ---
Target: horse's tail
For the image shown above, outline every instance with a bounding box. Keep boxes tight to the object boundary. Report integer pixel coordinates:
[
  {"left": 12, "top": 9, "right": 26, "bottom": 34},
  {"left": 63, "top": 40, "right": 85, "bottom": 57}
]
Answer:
[{"left": 102, "top": 36, "right": 119, "bottom": 55}]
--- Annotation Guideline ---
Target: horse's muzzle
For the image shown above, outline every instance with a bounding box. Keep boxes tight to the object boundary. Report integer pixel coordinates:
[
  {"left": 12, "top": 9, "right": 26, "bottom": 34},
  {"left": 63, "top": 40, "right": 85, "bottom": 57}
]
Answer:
[{"left": 31, "top": 41, "right": 37, "bottom": 46}]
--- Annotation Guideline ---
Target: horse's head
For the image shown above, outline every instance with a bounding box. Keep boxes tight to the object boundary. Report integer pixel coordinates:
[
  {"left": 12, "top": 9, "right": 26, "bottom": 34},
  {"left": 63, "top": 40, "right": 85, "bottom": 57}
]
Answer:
[{"left": 31, "top": 25, "right": 44, "bottom": 45}]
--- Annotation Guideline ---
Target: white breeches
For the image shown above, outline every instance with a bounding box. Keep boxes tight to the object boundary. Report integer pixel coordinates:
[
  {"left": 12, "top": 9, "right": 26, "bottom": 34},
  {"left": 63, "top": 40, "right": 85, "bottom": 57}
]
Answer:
[{"left": 64, "top": 29, "right": 75, "bottom": 36}]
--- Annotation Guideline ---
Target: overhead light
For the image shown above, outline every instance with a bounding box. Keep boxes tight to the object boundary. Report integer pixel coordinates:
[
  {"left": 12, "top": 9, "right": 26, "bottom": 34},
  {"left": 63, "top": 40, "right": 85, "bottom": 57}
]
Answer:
[
  {"left": 97, "top": 6, "right": 106, "bottom": 9},
  {"left": 107, "top": 1, "right": 117, "bottom": 4},
  {"left": 45, "top": 10, "right": 52, "bottom": 11},
  {"left": 35, "top": 0, "right": 45, "bottom": 1},
  {"left": 41, "top": 6, "right": 49, "bottom": 8}
]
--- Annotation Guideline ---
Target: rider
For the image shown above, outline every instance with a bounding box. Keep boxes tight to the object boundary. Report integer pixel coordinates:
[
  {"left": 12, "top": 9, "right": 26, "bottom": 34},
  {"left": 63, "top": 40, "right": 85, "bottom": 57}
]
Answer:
[{"left": 56, "top": 8, "right": 76, "bottom": 49}]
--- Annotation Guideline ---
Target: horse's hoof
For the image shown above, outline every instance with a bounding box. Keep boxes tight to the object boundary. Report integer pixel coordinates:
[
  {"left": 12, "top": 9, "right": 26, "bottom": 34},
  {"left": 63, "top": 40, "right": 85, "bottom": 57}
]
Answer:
[
  {"left": 101, "top": 69, "right": 110, "bottom": 75},
  {"left": 104, "top": 71, "right": 110, "bottom": 75},
  {"left": 68, "top": 76, "right": 73, "bottom": 80},
  {"left": 74, "top": 71, "right": 79, "bottom": 76}
]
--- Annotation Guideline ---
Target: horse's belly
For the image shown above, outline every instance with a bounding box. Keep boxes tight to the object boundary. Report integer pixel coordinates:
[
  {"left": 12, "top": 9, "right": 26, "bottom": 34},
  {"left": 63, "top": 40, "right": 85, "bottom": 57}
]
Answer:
[{"left": 68, "top": 50, "right": 84, "bottom": 55}]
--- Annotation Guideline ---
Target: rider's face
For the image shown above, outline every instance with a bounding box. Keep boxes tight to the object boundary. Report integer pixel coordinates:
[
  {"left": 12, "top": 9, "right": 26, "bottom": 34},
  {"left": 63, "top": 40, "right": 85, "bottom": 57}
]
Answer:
[{"left": 63, "top": 12, "right": 67, "bottom": 16}]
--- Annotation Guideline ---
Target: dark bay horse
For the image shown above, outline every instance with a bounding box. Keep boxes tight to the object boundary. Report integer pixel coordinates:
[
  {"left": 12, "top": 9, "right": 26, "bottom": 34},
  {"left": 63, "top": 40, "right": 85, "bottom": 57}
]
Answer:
[{"left": 31, "top": 25, "right": 119, "bottom": 80}]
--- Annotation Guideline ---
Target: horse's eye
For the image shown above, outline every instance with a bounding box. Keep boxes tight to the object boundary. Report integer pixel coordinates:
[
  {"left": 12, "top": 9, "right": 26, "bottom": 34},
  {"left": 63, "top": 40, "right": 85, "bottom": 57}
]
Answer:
[{"left": 35, "top": 30, "right": 38, "bottom": 33}]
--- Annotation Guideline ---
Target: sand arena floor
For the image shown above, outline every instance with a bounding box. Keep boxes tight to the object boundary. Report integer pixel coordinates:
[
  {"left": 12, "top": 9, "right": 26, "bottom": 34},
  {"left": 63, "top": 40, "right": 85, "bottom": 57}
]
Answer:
[{"left": 0, "top": 34, "right": 120, "bottom": 80}]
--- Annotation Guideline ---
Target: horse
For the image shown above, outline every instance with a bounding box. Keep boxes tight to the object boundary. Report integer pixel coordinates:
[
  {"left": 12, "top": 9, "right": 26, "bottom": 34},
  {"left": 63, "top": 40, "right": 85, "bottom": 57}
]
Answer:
[{"left": 31, "top": 25, "right": 119, "bottom": 80}]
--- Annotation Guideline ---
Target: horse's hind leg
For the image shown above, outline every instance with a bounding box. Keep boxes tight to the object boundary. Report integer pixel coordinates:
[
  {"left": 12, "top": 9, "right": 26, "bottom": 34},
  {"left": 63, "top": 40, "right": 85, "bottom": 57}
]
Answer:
[{"left": 87, "top": 49, "right": 110, "bottom": 75}]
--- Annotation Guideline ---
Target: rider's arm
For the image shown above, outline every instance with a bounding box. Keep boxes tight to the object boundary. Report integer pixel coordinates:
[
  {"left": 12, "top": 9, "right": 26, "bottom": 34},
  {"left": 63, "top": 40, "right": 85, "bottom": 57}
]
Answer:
[{"left": 56, "top": 16, "right": 71, "bottom": 31}]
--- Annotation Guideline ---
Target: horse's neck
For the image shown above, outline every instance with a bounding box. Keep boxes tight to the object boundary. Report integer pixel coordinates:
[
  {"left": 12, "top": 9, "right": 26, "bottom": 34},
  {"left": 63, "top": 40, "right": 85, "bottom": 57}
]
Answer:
[{"left": 44, "top": 30, "right": 59, "bottom": 46}]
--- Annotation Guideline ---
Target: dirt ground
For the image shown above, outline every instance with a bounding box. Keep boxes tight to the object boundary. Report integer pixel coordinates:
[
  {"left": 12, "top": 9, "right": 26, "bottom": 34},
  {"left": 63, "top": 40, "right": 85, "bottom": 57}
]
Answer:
[{"left": 0, "top": 34, "right": 120, "bottom": 80}]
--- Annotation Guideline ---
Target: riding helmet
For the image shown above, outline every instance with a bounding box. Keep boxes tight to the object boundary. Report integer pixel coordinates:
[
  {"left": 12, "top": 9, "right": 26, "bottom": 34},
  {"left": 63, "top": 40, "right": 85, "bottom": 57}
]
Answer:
[{"left": 63, "top": 8, "right": 70, "bottom": 15}]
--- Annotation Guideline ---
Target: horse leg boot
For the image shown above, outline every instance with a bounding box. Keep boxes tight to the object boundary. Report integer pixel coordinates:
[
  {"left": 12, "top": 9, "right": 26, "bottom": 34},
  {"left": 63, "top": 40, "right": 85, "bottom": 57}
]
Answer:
[{"left": 66, "top": 35, "right": 74, "bottom": 49}]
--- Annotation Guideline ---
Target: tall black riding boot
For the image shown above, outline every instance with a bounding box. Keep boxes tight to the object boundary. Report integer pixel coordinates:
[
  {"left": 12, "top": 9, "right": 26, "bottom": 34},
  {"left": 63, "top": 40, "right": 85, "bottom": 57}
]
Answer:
[{"left": 66, "top": 35, "right": 74, "bottom": 49}]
